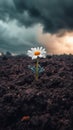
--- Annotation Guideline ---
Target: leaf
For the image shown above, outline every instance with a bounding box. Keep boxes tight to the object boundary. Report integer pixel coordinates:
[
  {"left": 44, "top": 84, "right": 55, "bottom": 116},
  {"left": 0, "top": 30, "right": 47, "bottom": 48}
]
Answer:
[{"left": 28, "top": 65, "right": 44, "bottom": 73}]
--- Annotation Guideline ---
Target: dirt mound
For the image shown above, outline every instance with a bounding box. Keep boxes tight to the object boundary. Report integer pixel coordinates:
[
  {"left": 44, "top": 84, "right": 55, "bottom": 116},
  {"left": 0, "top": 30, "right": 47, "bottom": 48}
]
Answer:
[{"left": 0, "top": 55, "right": 73, "bottom": 130}]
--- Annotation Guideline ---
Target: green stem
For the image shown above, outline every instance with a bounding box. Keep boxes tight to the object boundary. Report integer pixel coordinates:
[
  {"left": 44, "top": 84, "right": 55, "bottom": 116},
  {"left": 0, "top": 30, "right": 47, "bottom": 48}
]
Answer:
[{"left": 35, "top": 58, "right": 39, "bottom": 80}]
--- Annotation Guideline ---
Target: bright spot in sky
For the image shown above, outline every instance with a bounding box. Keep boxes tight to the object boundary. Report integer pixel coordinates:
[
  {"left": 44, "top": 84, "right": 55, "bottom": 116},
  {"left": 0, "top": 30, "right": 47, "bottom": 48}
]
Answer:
[
  {"left": 38, "top": 25, "right": 73, "bottom": 54},
  {"left": 64, "top": 36, "right": 73, "bottom": 44}
]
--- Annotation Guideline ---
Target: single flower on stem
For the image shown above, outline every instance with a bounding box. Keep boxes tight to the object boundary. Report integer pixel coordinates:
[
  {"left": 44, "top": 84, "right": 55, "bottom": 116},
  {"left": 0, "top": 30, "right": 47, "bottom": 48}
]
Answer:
[{"left": 27, "top": 47, "right": 46, "bottom": 80}]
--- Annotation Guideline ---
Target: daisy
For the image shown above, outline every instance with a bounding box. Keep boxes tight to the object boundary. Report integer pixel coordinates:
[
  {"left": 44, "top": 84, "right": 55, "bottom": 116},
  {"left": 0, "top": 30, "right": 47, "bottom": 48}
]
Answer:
[{"left": 27, "top": 47, "right": 46, "bottom": 59}]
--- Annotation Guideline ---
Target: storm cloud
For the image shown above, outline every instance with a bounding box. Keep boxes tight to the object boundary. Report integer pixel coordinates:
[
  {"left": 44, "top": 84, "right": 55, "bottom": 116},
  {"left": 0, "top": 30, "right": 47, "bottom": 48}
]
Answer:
[
  {"left": 0, "top": 0, "right": 73, "bottom": 54},
  {"left": 0, "top": 0, "right": 73, "bottom": 33},
  {"left": 0, "top": 19, "right": 40, "bottom": 53}
]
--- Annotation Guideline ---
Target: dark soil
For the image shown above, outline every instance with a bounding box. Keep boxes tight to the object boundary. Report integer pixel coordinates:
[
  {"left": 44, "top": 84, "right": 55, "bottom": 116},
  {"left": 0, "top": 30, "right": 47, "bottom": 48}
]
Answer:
[{"left": 0, "top": 55, "right": 73, "bottom": 130}]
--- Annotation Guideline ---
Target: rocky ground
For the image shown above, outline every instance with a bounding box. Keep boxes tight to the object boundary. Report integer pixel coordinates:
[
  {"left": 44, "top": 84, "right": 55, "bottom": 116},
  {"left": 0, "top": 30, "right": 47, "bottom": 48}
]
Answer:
[{"left": 0, "top": 54, "right": 73, "bottom": 130}]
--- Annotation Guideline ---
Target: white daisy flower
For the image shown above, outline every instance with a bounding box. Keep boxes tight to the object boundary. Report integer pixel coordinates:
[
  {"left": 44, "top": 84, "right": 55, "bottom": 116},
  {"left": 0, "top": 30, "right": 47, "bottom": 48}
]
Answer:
[{"left": 27, "top": 47, "right": 46, "bottom": 60}]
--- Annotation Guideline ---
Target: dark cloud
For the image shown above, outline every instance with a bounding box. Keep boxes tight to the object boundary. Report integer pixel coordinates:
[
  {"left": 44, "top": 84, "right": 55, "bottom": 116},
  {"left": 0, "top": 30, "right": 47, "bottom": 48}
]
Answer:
[
  {"left": 0, "top": 0, "right": 73, "bottom": 33},
  {"left": 1, "top": 0, "right": 73, "bottom": 55},
  {"left": 0, "top": 20, "right": 40, "bottom": 53}
]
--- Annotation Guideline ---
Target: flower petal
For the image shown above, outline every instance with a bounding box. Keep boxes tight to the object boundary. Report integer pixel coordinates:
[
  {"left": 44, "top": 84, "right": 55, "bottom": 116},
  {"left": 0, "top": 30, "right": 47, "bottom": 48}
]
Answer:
[{"left": 32, "top": 55, "right": 37, "bottom": 60}]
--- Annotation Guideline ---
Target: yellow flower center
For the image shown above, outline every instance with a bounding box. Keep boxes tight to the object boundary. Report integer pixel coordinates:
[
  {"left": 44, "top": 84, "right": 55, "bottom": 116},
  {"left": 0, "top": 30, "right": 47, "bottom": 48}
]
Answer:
[{"left": 34, "top": 51, "right": 40, "bottom": 56}]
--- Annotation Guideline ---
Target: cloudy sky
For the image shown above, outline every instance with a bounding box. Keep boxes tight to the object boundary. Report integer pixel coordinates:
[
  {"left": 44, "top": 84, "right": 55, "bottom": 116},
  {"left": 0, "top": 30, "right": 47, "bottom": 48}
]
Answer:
[{"left": 0, "top": 0, "right": 73, "bottom": 54}]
